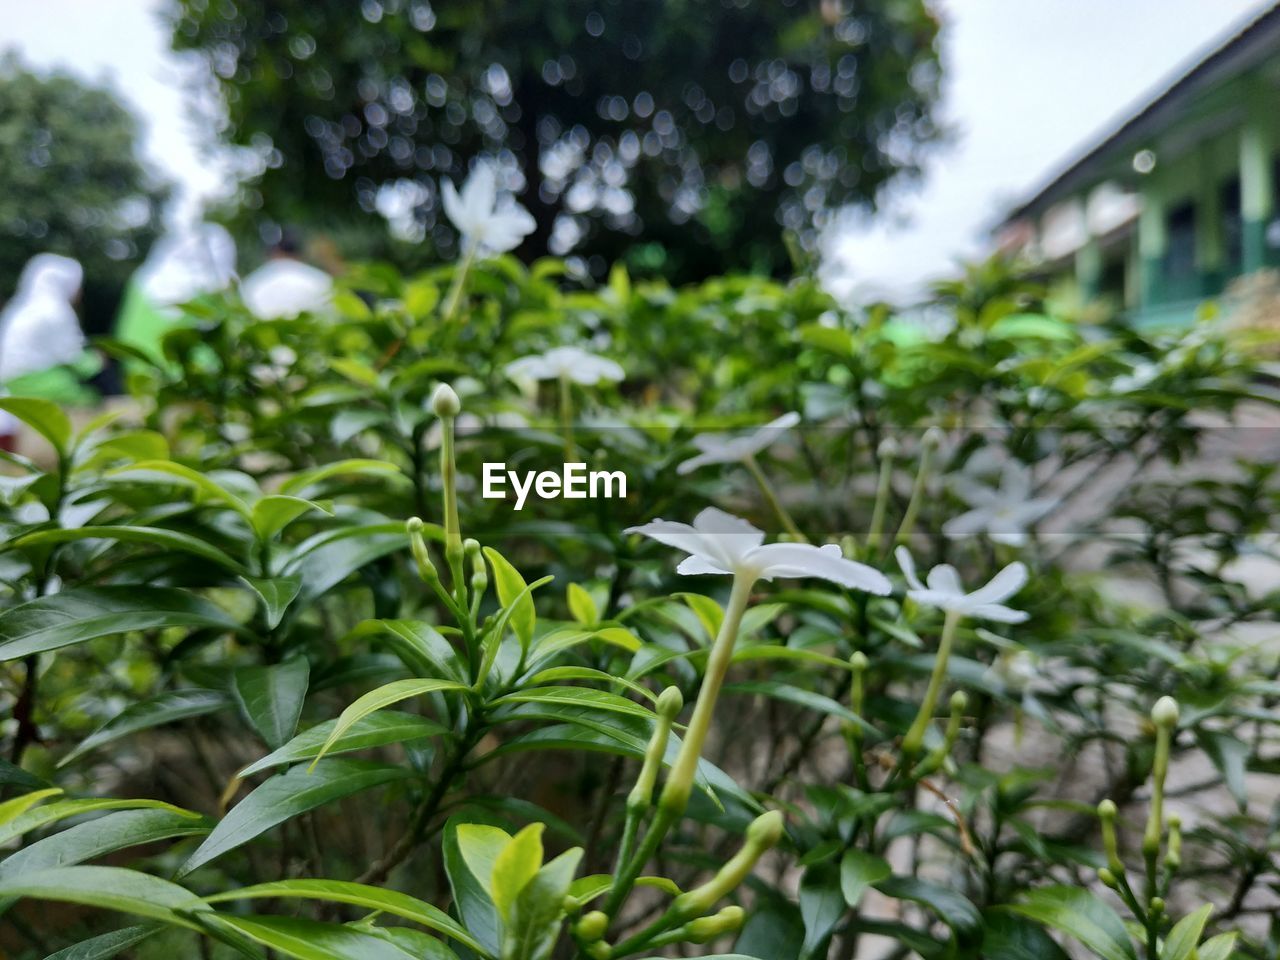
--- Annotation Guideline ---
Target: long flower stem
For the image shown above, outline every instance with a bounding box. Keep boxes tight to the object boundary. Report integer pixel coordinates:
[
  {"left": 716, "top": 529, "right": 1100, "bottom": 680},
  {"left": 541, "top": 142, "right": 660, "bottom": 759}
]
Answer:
[
  {"left": 745, "top": 455, "right": 804, "bottom": 541},
  {"left": 440, "top": 241, "right": 477, "bottom": 324},
  {"left": 866, "top": 451, "right": 894, "bottom": 551},
  {"left": 895, "top": 435, "right": 937, "bottom": 544},
  {"left": 605, "top": 572, "right": 754, "bottom": 916},
  {"left": 901, "top": 610, "right": 961, "bottom": 760}
]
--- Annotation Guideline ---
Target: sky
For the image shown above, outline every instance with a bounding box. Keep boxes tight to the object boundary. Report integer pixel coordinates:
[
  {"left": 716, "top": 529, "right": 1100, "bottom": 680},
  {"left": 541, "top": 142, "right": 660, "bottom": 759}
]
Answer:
[{"left": 2, "top": 0, "right": 1273, "bottom": 297}]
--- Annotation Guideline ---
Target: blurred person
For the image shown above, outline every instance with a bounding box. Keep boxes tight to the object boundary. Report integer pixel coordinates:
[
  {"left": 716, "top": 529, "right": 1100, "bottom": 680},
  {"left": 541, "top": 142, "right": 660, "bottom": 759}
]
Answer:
[
  {"left": 0, "top": 253, "right": 96, "bottom": 451},
  {"left": 114, "top": 223, "right": 238, "bottom": 366},
  {"left": 239, "top": 231, "right": 333, "bottom": 320}
]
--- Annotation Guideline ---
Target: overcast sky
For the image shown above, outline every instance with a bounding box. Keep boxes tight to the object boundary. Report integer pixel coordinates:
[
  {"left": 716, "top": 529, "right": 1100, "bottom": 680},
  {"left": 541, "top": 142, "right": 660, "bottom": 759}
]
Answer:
[{"left": 4, "top": 0, "right": 1273, "bottom": 297}]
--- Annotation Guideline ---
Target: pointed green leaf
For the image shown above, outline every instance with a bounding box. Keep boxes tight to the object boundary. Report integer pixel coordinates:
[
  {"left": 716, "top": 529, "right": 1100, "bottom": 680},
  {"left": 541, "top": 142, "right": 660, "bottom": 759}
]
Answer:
[
  {"left": 483, "top": 547, "right": 536, "bottom": 649},
  {"left": 566, "top": 584, "right": 598, "bottom": 625},
  {"left": 202, "top": 878, "right": 483, "bottom": 953},
  {"left": 238, "top": 711, "right": 444, "bottom": 779},
  {"left": 0, "top": 788, "right": 62, "bottom": 825},
  {"left": 179, "top": 759, "right": 411, "bottom": 876},
  {"left": 491, "top": 823, "right": 545, "bottom": 921},
  {"left": 199, "top": 914, "right": 443, "bottom": 960},
  {"left": 839, "top": 849, "right": 891, "bottom": 909},
  {"left": 0, "top": 397, "right": 71, "bottom": 454},
  {"left": 60, "top": 689, "right": 230, "bottom": 767},
  {"left": 278, "top": 458, "right": 402, "bottom": 496},
  {"left": 1006, "top": 886, "right": 1137, "bottom": 960},
  {"left": 504, "top": 846, "right": 582, "bottom": 960},
  {"left": 310, "top": 678, "right": 467, "bottom": 768},
  {"left": 40, "top": 925, "right": 159, "bottom": 960},
  {"left": 241, "top": 575, "right": 302, "bottom": 629},
  {"left": 232, "top": 657, "right": 310, "bottom": 748},
  {"left": 0, "top": 587, "right": 242, "bottom": 661},
  {"left": 445, "top": 818, "right": 503, "bottom": 956},
  {"left": 108, "top": 460, "right": 252, "bottom": 517},
  {"left": 0, "top": 798, "right": 200, "bottom": 847},
  {"left": 251, "top": 495, "right": 330, "bottom": 540},
  {"left": 1160, "top": 904, "right": 1213, "bottom": 960},
  {"left": 11, "top": 526, "right": 245, "bottom": 574},
  {"left": 0, "top": 865, "right": 206, "bottom": 928}
]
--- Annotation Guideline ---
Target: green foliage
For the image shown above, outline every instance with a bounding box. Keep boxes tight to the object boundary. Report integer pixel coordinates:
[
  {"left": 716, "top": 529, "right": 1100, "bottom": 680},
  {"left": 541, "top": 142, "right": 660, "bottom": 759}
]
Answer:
[
  {"left": 163, "top": 0, "right": 941, "bottom": 280},
  {"left": 0, "top": 54, "right": 165, "bottom": 334},
  {"left": 0, "top": 250, "right": 1276, "bottom": 960}
]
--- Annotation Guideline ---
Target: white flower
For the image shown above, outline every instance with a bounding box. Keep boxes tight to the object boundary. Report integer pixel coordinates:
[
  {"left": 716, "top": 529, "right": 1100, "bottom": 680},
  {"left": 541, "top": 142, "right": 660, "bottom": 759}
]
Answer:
[
  {"left": 943, "top": 460, "right": 1058, "bottom": 546},
  {"left": 676, "top": 412, "right": 800, "bottom": 475},
  {"left": 986, "top": 648, "right": 1039, "bottom": 692},
  {"left": 627, "top": 507, "right": 891, "bottom": 593},
  {"left": 442, "top": 163, "right": 536, "bottom": 255},
  {"left": 895, "top": 546, "right": 1028, "bottom": 623},
  {"left": 240, "top": 259, "right": 333, "bottom": 320},
  {"left": 505, "top": 346, "right": 624, "bottom": 385}
]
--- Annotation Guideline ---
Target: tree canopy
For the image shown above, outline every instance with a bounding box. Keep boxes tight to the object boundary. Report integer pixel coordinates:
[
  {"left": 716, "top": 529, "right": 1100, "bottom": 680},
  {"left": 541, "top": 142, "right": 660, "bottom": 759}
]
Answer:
[
  {"left": 168, "top": 0, "right": 942, "bottom": 280},
  {"left": 0, "top": 55, "right": 165, "bottom": 334}
]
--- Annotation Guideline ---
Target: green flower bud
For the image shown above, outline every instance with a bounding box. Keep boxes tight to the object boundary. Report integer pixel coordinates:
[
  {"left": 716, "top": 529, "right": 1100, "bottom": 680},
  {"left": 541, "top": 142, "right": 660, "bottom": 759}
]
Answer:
[
  {"left": 747, "top": 809, "right": 785, "bottom": 849},
  {"left": 431, "top": 382, "right": 461, "bottom": 418},
  {"left": 586, "top": 942, "right": 610, "bottom": 960},
  {"left": 464, "top": 537, "right": 481, "bottom": 560},
  {"left": 685, "top": 905, "right": 745, "bottom": 943},
  {"left": 574, "top": 911, "right": 609, "bottom": 942},
  {"left": 406, "top": 517, "right": 439, "bottom": 584},
  {"left": 657, "top": 685, "right": 684, "bottom": 721},
  {"left": 849, "top": 652, "right": 869, "bottom": 672},
  {"left": 1098, "top": 799, "right": 1123, "bottom": 873},
  {"left": 1097, "top": 867, "right": 1119, "bottom": 889},
  {"left": 1151, "top": 696, "right": 1179, "bottom": 729},
  {"left": 949, "top": 690, "right": 968, "bottom": 715},
  {"left": 877, "top": 436, "right": 900, "bottom": 459},
  {"left": 1165, "top": 814, "right": 1182, "bottom": 871},
  {"left": 673, "top": 811, "right": 785, "bottom": 919},
  {"left": 1149, "top": 896, "right": 1165, "bottom": 916}
]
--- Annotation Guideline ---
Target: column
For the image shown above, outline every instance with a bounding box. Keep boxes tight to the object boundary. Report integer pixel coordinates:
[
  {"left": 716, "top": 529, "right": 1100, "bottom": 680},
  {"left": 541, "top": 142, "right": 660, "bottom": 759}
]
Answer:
[
  {"left": 1137, "top": 176, "right": 1167, "bottom": 307},
  {"left": 1240, "top": 88, "right": 1274, "bottom": 273},
  {"left": 1195, "top": 145, "right": 1223, "bottom": 294}
]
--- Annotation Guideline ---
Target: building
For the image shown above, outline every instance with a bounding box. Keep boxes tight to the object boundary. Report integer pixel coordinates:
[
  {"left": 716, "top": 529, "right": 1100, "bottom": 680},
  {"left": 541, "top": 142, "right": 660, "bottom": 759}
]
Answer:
[{"left": 997, "top": 2, "right": 1280, "bottom": 327}]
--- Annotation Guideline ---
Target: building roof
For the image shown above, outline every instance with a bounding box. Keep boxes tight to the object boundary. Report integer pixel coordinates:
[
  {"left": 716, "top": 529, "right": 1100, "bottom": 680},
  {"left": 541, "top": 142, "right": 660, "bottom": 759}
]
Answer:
[{"left": 1003, "top": 2, "right": 1280, "bottom": 224}]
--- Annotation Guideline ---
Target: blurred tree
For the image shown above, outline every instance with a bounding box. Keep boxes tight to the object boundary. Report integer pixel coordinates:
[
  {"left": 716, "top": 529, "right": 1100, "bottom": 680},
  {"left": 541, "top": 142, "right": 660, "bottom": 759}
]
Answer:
[
  {"left": 167, "top": 0, "right": 942, "bottom": 281},
  {"left": 0, "top": 55, "right": 167, "bottom": 336}
]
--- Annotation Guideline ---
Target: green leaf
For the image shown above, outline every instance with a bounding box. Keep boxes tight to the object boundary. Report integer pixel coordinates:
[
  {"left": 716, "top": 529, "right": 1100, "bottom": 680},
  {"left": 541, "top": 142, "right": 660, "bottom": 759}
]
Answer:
[
  {"left": 232, "top": 658, "right": 310, "bottom": 748},
  {"left": 59, "top": 690, "right": 230, "bottom": 767},
  {"left": 505, "top": 847, "right": 582, "bottom": 960},
  {"left": 203, "top": 879, "right": 482, "bottom": 953},
  {"left": 237, "top": 711, "right": 444, "bottom": 779},
  {"left": 0, "top": 587, "right": 242, "bottom": 661},
  {"left": 0, "top": 757, "right": 47, "bottom": 791},
  {"left": 445, "top": 818, "right": 503, "bottom": 956},
  {"left": 11, "top": 526, "right": 245, "bottom": 574},
  {"left": 979, "top": 910, "right": 1070, "bottom": 960},
  {"left": 1195, "top": 730, "right": 1249, "bottom": 810},
  {"left": 483, "top": 547, "right": 536, "bottom": 650},
  {"left": 178, "top": 759, "right": 411, "bottom": 877},
  {"left": 458, "top": 823, "right": 513, "bottom": 899},
  {"left": 875, "top": 876, "right": 982, "bottom": 941},
  {"left": 800, "top": 866, "right": 844, "bottom": 959},
  {"left": 0, "top": 809, "right": 211, "bottom": 887},
  {"left": 0, "top": 865, "right": 206, "bottom": 928},
  {"left": 839, "top": 849, "right": 891, "bottom": 909},
  {"left": 241, "top": 575, "right": 302, "bottom": 629},
  {"left": 200, "top": 914, "right": 452, "bottom": 960},
  {"left": 278, "top": 458, "right": 402, "bottom": 496},
  {"left": 0, "top": 397, "right": 71, "bottom": 454},
  {"left": 0, "top": 798, "right": 200, "bottom": 847},
  {"left": 310, "top": 678, "right": 467, "bottom": 768},
  {"left": 1006, "top": 886, "right": 1137, "bottom": 960},
  {"left": 108, "top": 460, "right": 252, "bottom": 517},
  {"left": 250, "top": 495, "right": 330, "bottom": 540},
  {"left": 1197, "top": 932, "right": 1238, "bottom": 960},
  {"left": 285, "top": 524, "right": 408, "bottom": 605},
  {"left": 528, "top": 625, "right": 640, "bottom": 664},
  {"left": 493, "top": 687, "right": 656, "bottom": 723},
  {"left": 677, "top": 592, "right": 723, "bottom": 641},
  {"left": 1160, "top": 904, "right": 1212, "bottom": 960},
  {"left": 566, "top": 583, "right": 598, "bottom": 625},
  {"left": 491, "top": 823, "right": 545, "bottom": 921},
  {"left": 727, "top": 680, "right": 876, "bottom": 737},
  {"left": 0, "top": 787, "right": 62, "bottom": 824},
  {"left": 524, "top": 667, "right": 657, "bottom": 702},
  {"left": 346, "top": 619, "right": 465, "bottom": 681},
  {"left": 40, "top": 924, "right": 159, "bottom": 960}
]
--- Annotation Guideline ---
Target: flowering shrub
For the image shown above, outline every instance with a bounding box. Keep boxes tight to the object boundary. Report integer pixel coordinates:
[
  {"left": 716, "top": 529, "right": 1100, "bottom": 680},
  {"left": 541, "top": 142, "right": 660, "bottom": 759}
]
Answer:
[{"left": 0, "top": 230, "right": 1277, "bottom": 959}]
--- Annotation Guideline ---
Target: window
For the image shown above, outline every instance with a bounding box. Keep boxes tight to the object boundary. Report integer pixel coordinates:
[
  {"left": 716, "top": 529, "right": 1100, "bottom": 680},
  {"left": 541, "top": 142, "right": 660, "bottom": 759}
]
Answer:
[
  {"left": 1221, "top": 176, "right": 1242, "bottom": 274},
  {"left": 1164, "top": 201, "right": 1197, "bottom": 280}
]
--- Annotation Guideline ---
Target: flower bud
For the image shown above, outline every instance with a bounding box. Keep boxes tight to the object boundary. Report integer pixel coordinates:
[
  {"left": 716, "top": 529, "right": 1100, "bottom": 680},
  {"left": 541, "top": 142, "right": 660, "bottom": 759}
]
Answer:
[
  {"left": 574, "top": 911, "right": 609, "bottom": 942},
  {"left": 431, "top": 382, "right": 462, "bottom": 418},
  {"left": 685, "top": 905, "right": 745, "bottom": 943},
  {"left": 657, "top": 686, "right": 684, "bottom": 721},
  {"left": 1149, "top": 896, "right": 1165, "bottom": 916},
  {"left": 1098, "top": 799, "right": 1123, "bottom": 873},
  {"left": 922, "top": 426, "right": 945, "bottom": 448},
  {"left": 1165, "top": 814, "right": 1182, "bottom": 871},
  {"left": 877, "top": 436, "right": 900, "bottom": 459},
  {"left": 464, "top": 537, "right": 481, "bottom": 560},
  {"left": 1151, "top": 696, "right": 1179, "bottom": 729},
  {"left": 406, "top": 517, "right": 439, "bottom": 584},
  {"left": 673, "top": 811, "right": 785, "bottom": 918},
  {"left": 849, "top": 652, "right": 869, "bottom": 672},
  {"left": 949, "top": 690, "right": 968, "bottom": 715},
  {"left": 1097, "top": 867, "right": 1119, "bottom": 889}
]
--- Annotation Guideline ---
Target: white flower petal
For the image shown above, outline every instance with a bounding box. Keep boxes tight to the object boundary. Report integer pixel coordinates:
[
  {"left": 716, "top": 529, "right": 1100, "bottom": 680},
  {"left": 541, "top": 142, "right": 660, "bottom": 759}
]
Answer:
[
  {"left": 677, "top": 555, "right": 732, "bottom": 576},
  {"left": 925, "top": 564, "right": 964, "bottom": 596},
  {"left": 965, "top": 561, "right": 1028, "bottom": 607},
  {"left": 895, "top": 546, "right": 926, "bottom": 592},
  {"left": 676, "top": 451, "right": 718, "bottom": 475},
  {"left": 749, "top": 542, "right": 891, "bottom": 594},
  {"left": 941, "top": 509, "right": 991, "bottom": 538},
  {"left": 966, "top": 602, "right": 1029, "bottom": 624}
]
